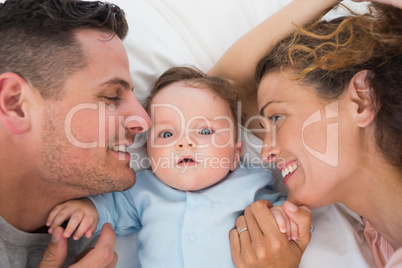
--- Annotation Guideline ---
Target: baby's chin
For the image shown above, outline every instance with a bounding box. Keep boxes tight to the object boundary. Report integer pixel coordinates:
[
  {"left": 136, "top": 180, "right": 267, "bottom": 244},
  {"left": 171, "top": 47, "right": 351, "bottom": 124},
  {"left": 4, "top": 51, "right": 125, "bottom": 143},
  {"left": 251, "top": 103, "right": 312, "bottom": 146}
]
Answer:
[
  {"left": 169, "top": 183, "right": 204, "bottom": 192},
  {"left": 167, "top": 179, "right": 211, "bottom": 192},
  {"left": 158, "top": 168, "right": 226, "bottom": 192}
]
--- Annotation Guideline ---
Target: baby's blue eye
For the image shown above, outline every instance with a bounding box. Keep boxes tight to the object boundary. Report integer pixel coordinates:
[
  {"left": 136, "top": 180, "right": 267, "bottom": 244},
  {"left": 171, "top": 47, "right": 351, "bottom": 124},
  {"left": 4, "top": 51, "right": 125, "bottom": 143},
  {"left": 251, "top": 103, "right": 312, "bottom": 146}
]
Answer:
[
  {"left": 199, "top": 128, "right": 213, "bottom": 135},
  {"left": 160, "top": 131, "right": 173, "bottom": 138}
]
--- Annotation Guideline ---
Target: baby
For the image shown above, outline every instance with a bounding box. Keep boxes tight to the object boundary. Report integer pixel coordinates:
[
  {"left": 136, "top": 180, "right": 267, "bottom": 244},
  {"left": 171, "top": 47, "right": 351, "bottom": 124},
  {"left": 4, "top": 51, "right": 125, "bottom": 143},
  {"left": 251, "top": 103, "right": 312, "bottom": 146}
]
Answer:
[{"left": 47, "top": 66, "right": 291, "bottom": 267}]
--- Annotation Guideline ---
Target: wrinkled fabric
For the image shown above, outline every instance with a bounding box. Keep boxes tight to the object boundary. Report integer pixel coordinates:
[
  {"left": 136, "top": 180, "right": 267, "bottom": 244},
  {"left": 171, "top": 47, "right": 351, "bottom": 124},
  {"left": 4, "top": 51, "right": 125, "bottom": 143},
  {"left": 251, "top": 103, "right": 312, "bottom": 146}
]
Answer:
[
  {"left": 364, "top": 218, "right": 400, "bottom": 268},
  {"left": 385, "top": 248, "right": 402, "bottom": 268}
]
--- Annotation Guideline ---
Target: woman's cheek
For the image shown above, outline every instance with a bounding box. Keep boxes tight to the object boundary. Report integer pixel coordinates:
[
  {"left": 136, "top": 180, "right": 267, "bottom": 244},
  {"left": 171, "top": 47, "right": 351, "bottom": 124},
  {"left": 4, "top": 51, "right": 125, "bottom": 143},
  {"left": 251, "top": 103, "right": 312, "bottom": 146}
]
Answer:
[{"left": 300, "top": 120, "right": 328, "bottom": 155}]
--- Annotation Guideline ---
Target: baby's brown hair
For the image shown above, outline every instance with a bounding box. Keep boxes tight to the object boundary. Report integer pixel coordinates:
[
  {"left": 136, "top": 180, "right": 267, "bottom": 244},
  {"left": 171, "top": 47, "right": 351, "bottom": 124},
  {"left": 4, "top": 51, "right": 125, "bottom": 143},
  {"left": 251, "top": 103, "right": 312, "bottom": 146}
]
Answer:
[{"left": 145, "top": 66, "right": 244, "bottom": 136}]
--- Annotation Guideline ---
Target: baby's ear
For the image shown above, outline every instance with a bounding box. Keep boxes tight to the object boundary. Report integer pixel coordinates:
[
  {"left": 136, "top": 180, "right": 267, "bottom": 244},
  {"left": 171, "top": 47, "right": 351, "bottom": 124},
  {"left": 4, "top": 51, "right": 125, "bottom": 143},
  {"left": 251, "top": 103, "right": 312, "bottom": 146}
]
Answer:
[
  {"left": 349, "top": 70, "right": 377, "bottom": 128},
  {"left": 0, "top": 73, "right": 33, "bottom": 134},
  {"left": 230, "top": 141, "right": 244, "bottom": 171}
]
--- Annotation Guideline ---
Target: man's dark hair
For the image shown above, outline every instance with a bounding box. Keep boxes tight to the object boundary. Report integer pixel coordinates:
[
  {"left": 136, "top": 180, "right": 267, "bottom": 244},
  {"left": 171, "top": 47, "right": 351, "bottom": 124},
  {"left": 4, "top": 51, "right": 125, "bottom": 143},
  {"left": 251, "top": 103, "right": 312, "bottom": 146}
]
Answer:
[{"left": 0, "top": 0, "right": 128, "bottom": 99}]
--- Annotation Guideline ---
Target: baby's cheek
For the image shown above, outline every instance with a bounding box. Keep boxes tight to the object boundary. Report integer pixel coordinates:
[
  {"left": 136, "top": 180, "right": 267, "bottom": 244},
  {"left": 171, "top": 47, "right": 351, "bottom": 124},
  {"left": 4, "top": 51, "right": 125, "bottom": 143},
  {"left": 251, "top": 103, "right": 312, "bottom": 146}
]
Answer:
[{"left": 211, "top": 132, "right": 236, "bottom": 148}]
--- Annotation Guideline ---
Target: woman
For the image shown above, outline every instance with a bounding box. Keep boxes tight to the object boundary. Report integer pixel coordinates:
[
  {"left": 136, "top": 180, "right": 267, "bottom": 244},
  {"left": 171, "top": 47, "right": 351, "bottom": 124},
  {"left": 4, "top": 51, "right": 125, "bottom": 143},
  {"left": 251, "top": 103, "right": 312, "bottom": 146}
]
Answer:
[{"left": 210, "top": 0, "right": 402, "bottom": 267}]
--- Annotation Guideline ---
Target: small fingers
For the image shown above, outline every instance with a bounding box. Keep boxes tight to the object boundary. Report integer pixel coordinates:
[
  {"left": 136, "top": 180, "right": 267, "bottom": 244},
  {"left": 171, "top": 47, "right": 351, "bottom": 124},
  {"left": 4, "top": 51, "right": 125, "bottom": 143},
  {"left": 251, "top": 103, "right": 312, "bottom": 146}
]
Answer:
[
  {"left": 271, "top": 208, "right": 287, "bottom": 234},
  {"left": 72, "top": 216, "right": 97, "bottom": 240},
  {"left": 46, "top": 205, "right": 65, "bottom": 233},
  {"left": 85, "top": 229, "right": 94, "bottom": 239},
  {"left": 284, "top": 201, "right": 312, "bottom": 251},
  {"left": 63, "top": 214, "right": 83, "bottom": 239},
  {"left": 290, "top": 218, "right": 299, "bottom": 241},
  {"left": 48, "top": 212, "right": 71, "bottom": 235}
]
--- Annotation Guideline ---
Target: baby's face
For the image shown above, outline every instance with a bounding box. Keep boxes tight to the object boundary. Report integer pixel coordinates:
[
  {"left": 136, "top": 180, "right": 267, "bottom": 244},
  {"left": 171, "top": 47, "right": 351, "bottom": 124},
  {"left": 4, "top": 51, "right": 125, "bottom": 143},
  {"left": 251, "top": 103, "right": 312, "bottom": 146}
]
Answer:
[{"left": 147, "top": 83, "right": 242, "bottom": 191}]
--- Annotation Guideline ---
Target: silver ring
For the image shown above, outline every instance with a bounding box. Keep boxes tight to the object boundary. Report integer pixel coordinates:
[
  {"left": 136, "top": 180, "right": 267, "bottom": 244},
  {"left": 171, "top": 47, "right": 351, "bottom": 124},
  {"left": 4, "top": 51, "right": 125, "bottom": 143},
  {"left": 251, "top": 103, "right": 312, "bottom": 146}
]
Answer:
[{"left": 238, "top": 227, "right": 248, "bottom": 236}]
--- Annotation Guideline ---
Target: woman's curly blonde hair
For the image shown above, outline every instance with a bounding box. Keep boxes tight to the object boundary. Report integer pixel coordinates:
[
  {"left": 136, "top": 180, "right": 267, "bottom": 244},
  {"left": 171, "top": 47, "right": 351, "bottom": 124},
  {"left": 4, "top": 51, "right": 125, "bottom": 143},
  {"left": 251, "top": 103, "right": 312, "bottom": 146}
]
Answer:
[{"left": 256, "top": 3, "right": 402, "bottom": 168}]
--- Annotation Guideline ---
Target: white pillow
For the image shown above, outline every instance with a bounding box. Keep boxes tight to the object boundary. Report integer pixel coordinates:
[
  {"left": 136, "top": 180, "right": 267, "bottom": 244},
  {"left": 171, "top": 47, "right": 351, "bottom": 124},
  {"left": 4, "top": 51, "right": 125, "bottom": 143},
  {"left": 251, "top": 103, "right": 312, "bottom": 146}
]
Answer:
[{"left": 113, "top": 0, "right": 292, "bottom": 103}]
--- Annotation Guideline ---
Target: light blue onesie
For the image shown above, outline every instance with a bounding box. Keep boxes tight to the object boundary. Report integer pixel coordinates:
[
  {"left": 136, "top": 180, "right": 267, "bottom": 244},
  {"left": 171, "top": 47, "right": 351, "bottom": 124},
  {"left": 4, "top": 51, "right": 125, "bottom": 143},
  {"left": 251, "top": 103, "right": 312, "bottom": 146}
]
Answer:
[{"left": 89, "top": 162, "right": 285, "bottom": 268}]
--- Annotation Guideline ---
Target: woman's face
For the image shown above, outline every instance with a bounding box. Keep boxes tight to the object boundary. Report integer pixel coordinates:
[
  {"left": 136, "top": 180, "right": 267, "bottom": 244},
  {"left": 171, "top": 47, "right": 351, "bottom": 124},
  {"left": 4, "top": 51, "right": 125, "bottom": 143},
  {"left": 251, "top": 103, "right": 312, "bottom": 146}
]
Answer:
[{"left": 257, "top": 71, "right": 359, "bottom": 208}]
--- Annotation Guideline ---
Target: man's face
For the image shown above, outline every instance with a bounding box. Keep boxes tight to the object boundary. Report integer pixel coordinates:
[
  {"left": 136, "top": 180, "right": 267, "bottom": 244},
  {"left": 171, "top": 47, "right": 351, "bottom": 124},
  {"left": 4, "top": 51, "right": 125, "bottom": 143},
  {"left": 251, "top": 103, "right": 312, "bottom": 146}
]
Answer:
[{"left": 39, "top": 29, "right": 150, "bottom": 197}]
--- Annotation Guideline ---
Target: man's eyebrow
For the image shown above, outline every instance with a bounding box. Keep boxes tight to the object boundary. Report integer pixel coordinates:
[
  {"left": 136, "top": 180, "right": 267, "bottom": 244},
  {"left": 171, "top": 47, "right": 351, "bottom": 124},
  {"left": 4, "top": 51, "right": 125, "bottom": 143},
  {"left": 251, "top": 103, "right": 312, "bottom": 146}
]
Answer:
[{"left": 101, "top": 78, "right": 133, "bottom": 91}]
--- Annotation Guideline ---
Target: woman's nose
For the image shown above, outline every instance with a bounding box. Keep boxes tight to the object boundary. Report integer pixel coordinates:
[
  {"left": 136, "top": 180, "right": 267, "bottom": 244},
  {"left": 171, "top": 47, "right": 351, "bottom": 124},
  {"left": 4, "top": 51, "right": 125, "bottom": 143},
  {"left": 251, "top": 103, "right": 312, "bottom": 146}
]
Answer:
[{"left": 260, "top": 131, "right": 280, "bottom": 163}]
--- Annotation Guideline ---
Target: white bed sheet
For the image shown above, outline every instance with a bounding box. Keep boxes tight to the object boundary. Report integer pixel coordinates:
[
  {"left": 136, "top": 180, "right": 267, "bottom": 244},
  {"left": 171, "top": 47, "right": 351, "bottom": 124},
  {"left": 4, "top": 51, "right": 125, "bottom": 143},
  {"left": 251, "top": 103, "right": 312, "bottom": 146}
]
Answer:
[{"left": 80, "top": 0, "right": 375, "bottom": 267}]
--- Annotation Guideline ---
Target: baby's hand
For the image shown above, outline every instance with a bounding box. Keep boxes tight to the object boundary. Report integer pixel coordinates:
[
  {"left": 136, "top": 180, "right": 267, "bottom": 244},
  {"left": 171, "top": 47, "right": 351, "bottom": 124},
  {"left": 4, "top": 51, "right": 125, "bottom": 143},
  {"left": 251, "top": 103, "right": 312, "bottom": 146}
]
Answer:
[
  {"left": 46, "top": 198, "right": 98, "bottom": 240},
  {"left": 270, "top": 205, "right": 299, "bottom": 241}
]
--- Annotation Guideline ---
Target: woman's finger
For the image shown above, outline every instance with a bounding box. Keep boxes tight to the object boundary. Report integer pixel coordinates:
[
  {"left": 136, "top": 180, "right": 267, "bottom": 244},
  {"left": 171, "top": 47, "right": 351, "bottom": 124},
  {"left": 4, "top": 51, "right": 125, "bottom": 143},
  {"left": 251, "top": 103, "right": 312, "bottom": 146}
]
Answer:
[
  {"left": 229, "top": 228, "right": 242, "bottom": 265},
  {"left": 235, "top": 215, "right": 252, "bottom": 249},
  {"left": 247, "top": 199, "right": 278, "bottom": 236},
  {"left": 289, "top": 217, "right": 299, "bottom": 241}
]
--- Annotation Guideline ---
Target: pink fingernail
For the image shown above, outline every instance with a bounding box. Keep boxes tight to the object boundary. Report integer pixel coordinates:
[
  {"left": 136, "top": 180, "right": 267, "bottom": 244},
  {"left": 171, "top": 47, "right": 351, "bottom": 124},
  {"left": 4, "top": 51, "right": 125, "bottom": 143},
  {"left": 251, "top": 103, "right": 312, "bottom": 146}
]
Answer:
[{"left": 287, "top": 202, "right": 298, "bottom": 212}]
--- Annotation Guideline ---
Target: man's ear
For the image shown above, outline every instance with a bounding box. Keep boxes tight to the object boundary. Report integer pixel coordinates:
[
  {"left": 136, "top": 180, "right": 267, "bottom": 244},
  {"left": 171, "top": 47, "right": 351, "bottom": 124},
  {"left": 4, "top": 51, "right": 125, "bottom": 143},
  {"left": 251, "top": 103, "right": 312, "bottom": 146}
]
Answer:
[
  {"left": 230, "top": 141, "right": 244, "bottom": 171},
  {"left": 348, "top": 70, "right": 377, "bottom": 128},
  {"left": 0, "top": 73, "right": 32, "bottom": 134}
]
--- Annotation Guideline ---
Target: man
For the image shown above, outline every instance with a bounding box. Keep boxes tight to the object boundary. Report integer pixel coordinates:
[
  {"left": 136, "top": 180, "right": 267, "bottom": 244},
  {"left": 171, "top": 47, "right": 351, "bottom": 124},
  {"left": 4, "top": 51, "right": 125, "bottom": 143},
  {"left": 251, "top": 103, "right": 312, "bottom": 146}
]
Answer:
[{"left": 0, "top": 0, "right": 150, "bottom": 267}]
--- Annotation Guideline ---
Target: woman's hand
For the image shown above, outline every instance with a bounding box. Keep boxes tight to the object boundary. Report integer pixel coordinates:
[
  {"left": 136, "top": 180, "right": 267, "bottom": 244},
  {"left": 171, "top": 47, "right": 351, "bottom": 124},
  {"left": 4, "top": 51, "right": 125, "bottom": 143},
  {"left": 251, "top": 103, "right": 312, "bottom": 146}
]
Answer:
[{"left": 230, "top": 200, "right": 312, "bottom": 268}]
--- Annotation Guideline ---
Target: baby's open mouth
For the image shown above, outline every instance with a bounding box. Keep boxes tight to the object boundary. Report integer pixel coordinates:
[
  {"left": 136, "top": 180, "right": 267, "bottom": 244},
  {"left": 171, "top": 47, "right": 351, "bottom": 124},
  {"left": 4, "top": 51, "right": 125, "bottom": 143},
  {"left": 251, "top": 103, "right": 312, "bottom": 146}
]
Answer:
[
  {"left": 180, "top": 158, "right": 194, "bottom": 164},
  {"left": 177, "top": 156, "right": 196, "bottom": 165}
]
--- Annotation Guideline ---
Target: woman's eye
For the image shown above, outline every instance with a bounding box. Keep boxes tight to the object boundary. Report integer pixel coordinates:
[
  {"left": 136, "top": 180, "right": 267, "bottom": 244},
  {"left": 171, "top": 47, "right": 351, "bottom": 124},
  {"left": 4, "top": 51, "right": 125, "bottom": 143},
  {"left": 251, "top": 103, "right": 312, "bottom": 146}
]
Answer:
[
  {"left": 160, "top": 131, "right": 173, "bottom": 138},
  {"left": 199, "top": 128, "right": 213, "bottom": 135},
  {"left": 268, "top": 115, "right": 283, "bottom": 126}
]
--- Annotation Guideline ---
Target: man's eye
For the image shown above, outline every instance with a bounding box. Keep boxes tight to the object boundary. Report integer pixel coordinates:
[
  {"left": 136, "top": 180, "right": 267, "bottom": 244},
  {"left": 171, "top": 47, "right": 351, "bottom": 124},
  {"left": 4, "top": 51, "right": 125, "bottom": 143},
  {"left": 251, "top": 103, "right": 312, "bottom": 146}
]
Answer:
[
  {"left": 160, "top": 131, "right": 173, "bottom": 138},
  {"left": 199, "top": 128, "right": 213, "bottom": 135},
  {"left": 103, "top": 96, "right": 121, "bottom": 101}
]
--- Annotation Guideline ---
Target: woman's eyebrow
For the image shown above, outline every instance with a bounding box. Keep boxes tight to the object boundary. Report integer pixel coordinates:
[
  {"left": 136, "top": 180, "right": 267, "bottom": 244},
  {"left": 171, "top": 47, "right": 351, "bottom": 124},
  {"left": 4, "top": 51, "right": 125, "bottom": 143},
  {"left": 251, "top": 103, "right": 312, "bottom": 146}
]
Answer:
[{"left": 259, "top": 100, "right": 283, "bottom": 116}]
